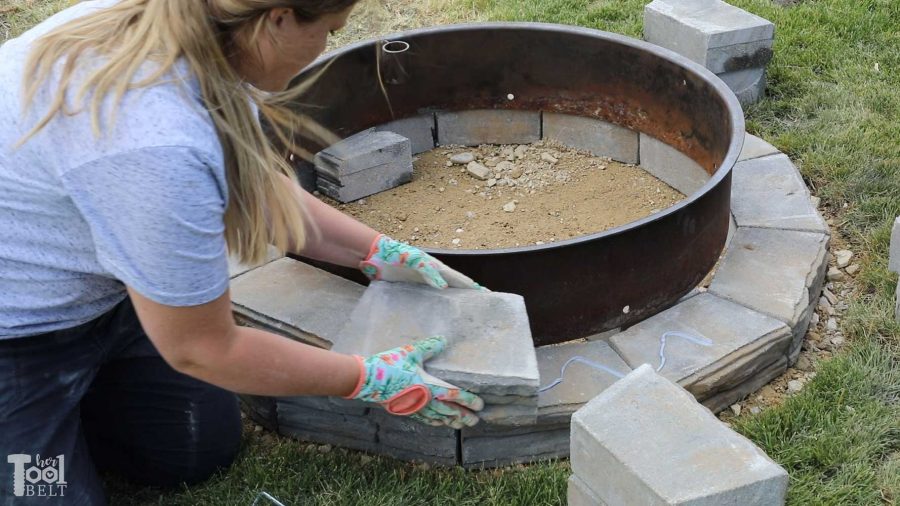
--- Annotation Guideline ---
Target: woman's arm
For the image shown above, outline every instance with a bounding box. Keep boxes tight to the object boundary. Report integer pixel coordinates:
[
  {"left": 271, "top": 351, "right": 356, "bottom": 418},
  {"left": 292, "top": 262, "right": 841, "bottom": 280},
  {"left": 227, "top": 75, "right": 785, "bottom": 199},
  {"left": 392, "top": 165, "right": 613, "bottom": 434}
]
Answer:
[{"left": 279, "top": 174, "right": 379, "bottom": 268}]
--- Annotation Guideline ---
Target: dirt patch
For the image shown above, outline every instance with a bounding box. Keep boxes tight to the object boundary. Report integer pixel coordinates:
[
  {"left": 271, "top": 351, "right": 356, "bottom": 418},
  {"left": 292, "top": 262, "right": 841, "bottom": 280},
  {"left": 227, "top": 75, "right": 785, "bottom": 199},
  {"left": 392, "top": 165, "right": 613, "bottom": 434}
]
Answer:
[{"left": 319, "top": 141, "right": 685, "bottom": 249}]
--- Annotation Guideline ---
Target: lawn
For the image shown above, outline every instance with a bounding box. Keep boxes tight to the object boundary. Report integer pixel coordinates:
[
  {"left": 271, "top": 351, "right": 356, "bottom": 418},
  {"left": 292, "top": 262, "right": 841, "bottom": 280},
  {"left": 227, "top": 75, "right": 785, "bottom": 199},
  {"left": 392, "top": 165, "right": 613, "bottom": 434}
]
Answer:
[{"left": 2, "top": 1, "right": 898, "bottom": 505}]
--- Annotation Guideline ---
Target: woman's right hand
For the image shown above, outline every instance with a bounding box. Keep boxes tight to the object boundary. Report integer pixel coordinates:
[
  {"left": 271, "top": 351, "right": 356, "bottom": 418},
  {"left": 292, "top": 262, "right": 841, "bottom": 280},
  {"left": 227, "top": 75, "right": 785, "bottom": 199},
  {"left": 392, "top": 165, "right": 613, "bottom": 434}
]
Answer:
[{"left": 345, "top": 336, "right": 484, "bottom": 429}]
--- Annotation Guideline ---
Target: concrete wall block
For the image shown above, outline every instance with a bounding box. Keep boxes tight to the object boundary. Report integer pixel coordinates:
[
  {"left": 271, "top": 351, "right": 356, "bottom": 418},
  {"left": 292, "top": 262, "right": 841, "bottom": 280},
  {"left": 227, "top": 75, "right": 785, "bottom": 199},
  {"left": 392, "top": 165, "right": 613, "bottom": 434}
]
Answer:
[
  {"left": 280, "top": 395, "right": 368, "bottom": 416},
  {"left": 638, "top": 134, "right": 710, "bottom": 196},
  {"left": 739, "top": 133, "right": 779, "bottom": 162},
  {"left": 228, "top": 245, "right": 283, "bottom": 279},
  {"left": 461, "top": 423, "right": 569, "bottom": 468},
  {"left": 645, "top": 0, "right": 774, "bottom": 67},
  {"left": 542, "top": 113, "right": 639, "bottom": 164},
  {"left": 375, "top": 114, "right": 436, "bottom": 155},
  {"left": 231, "top": 258, "right": 365, "bottom": 349},
  {"left": 707, "top": 39, "right": 774, "bottom": 74},
  {"left": 609, "top": 293, "right": 791, "bottom": 404},
  {"left": 317, "top": 162, "right": 412, "bottom": 203},
  {"left": 890, "top": 216, "right": 900, "bottom": 274},
  {"left": 568, "top": 476, "right": 608, "bottom": 506},
  {"left": 314, "top": 130, "right": 413, "bottom": 203},
  {"left": 718, "top": 68, "right": 766, "bottom": 108},
  {"left": 709, "top": 228, "right": 829, "bottom": 332},
  {"left": 571, "top": 364, "right": 789, "bottom": 505},
  {"left": 372, "top": 410, "right": 459, "bottom": 462},
  {"left": 276, "top": 400, "right": 376, "bottom": 441},
  {"left": 332, "top": 281, "right": 539, "bottom": 398},
  {"left": 702, "top": 356, "right": 788, "bottom": 413},
  {"left": 278, "top": 426, "right": 379, "bottom": 454},
  {"left": 536, "top": 340, "right": 632, "bottom": 424},
  {"left": 239, "top": 394, "right": 278, "bottom": 431},
  {"left": 437, "top": 109, "right": 541, "bottom": 147},
  {"left": 477, "top": 401, "right": 538, "bottom": 427}
]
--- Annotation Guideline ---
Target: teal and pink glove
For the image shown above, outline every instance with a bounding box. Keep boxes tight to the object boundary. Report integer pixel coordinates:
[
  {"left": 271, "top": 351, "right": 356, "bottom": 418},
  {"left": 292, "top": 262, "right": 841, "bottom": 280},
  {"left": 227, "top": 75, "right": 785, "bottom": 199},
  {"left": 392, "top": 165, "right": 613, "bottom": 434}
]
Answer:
[
  {"left": 359, "top": 234, "right": 484, "bottom": 290},
  {"left": 345, "top": 336, "right": 484, "bottom": 429}
]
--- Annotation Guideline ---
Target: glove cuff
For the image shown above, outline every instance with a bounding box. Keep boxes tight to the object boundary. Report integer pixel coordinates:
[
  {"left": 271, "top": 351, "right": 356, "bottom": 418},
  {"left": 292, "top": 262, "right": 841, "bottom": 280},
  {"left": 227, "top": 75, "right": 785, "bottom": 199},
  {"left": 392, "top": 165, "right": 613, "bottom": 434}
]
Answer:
[{"left": 343, "top": 355, "right": 367, "bottom": 399}]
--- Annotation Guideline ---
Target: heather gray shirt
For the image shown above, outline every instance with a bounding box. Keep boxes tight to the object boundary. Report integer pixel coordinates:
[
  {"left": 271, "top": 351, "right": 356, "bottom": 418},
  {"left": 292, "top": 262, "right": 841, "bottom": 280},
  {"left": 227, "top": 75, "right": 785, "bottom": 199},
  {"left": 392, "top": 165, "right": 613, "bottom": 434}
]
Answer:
[{"left": 0, "top": 0, "right": 231, "bottom": 338}]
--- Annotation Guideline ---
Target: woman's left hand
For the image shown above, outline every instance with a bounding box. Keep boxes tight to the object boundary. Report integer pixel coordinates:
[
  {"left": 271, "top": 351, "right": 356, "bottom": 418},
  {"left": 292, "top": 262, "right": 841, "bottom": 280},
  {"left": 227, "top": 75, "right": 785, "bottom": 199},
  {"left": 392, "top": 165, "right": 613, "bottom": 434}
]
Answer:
[{"left": 359, "top": 234, "right": 484, "bottom": 290}]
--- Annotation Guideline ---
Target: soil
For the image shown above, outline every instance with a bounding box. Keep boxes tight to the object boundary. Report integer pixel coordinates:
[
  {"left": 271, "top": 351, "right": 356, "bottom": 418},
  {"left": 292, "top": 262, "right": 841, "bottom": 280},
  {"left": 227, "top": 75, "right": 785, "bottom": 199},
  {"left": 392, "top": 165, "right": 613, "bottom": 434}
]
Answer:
[{"left": 320, "top": 141, "right": 685, "bottom": 250}]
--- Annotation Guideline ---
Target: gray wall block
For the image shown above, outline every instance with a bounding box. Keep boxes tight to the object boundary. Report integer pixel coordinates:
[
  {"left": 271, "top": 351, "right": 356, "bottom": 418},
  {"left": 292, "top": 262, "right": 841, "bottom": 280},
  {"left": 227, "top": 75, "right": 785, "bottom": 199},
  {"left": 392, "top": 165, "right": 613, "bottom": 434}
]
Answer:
[
  {"left": 231, "top": 258, "right": 365, "bottom": 349},
  {"left": 571, "top": 365, "right": 789, "bottom": 505},
  {"left": 437, "top": 109, "right": 541, "bottom": 146},
  {"left": 537, "top": 340, "right": 632, "bottom": 424},
  {"left": 375, "top": 114, "right": 436, "bottom": 155},
  {"left": 709, "top": 228, "right": 829, "bottom": 336},
  {"left": 542, "top": 113, "right": 639, "bottom": 164},
  {"left": 707, "top": 39, "right": 773, "bottom": 74},
  {"left": 332, "top": 281, "right": 539, "bottom": 398},
  {"left": 718, "top": 68, "right": 766, "bottom": 108},
  {"left": 372, "top": 411, "right": 459, "bottom": 462},
  {"left": 315, "top": 130, "right": 411, "bottom": 177},
  {"left": 276, "top": 400, "right": 376, "bottom": 441},
  {"left": 568, "top": 476, "right": 608, "bottom": 506},
  {"left": 639, "top": 134, "right": 710, "bottom": 196},
  {"left": 462, "top": 423, "right": 569, "bottom": 468},
  {"left": 317, "top": 162, "right": 412, "bottom": 203},
  {"left": 609, "top": 293, "right": 791, "bottom": 404},
  {"left": 890, "top": 216, "right": 900, "bottom": 274}
]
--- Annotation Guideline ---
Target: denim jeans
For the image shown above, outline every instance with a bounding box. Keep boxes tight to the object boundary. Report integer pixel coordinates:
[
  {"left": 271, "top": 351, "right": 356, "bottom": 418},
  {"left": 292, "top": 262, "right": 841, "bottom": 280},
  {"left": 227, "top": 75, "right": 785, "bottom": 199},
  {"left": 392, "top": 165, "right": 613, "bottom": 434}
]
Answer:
[{"left": 0, "top": 299, "right": 242, "bottom": 505}]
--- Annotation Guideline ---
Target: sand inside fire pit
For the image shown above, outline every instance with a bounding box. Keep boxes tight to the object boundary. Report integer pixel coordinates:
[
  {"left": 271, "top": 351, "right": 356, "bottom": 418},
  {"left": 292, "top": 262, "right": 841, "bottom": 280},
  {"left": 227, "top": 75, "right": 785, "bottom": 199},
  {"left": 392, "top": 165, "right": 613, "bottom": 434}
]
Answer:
[{"left": 318, "top": 141, "right": 686, "bottom": 249}]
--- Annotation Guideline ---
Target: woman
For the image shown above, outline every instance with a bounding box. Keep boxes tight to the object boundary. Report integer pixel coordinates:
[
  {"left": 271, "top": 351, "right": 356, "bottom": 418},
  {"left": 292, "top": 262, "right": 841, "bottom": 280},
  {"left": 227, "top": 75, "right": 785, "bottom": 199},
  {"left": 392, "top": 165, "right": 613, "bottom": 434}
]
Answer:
[{"left": 0, "top": 1, "right": 484, "bottom": 503}]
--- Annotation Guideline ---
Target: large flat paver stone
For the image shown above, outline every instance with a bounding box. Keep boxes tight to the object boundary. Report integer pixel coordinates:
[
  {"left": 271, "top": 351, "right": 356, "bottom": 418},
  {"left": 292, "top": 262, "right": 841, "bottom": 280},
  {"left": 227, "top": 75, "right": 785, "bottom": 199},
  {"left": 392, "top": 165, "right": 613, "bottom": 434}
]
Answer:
[
  {"left": 609, "top": 293, "right": 791, "bottom": 404},
  {"left": 231, "top": 258, "right": 365, "bottom": 349},
  {"left": 731, "top": 153, "right": 828, "bottom": 234},
  {"left": 332, "top": 281, "right": 540, "bottom": 398},
  {"left": 738, "top": 133, "right": 779, "bottom": 162},
  {"left": 536, "top": 341, "right": 631, "bottom": 424},
  {"left": 227, "top": 245, "right": 283, "bottom": 279},
  {"left": 571, "top": 365, "right": 788, "bottom": 505},
  {"left": 542, "top": 113, "right": 639, "bottom": 164}
]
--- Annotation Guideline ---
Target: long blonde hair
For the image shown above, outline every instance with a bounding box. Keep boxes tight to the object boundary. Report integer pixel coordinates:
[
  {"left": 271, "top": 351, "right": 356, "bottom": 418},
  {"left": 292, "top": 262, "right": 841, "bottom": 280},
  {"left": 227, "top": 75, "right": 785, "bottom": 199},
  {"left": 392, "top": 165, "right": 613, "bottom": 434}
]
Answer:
[{"left": 20, "top": 0, "right": 357, "bottom": 264}]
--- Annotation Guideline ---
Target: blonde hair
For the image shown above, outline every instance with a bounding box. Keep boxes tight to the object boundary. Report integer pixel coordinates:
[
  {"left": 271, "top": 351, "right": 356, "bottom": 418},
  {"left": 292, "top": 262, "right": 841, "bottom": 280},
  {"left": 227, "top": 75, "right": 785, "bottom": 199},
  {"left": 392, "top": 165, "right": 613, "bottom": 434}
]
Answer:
[{"left": 20, "top": 0, "right": 357, "bottom": 264}]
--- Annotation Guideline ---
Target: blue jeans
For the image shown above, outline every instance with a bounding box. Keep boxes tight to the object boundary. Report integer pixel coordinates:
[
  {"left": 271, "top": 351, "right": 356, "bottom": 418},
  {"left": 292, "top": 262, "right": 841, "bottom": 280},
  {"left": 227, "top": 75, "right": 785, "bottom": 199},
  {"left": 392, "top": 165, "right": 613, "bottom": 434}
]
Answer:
[{"left": 0, "top": 299, "right": 242, "bottom": 505}]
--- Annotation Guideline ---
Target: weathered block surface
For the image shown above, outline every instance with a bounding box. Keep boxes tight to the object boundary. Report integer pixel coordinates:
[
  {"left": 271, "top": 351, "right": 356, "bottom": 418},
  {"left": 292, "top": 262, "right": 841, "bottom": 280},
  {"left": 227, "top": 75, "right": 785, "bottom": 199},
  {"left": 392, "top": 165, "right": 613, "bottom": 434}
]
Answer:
[
  {"left": 644, "top": 0, "right": 775, "bottom": 66},
  {"left": 375, "top": 114, "right": 436, "bottom": 155},
  {"left": 333, "top": 281, "right": 539, "bottom": 398},
  {"left": 437, "top": 109, "right": 541, "bottom": 146},
  {"left": 707, "top": 39, "right": 773, "bottom": 74},
  {"left": 639, "top": 135, "right": 709, "bottom": 195},
  {"left": 372, "top": 410, "right": 459, "bottom": 465},
  {"left": 709, "top": 228, "right": 829, "bottom": 344},
  {"left": 282, "top": 395, "right": 368, "bottom": 416},
  {"left": 571, "top": 365, "right": 789, "bottom": 505},
  {"left": 276, "top": 399, "right": 377, "bottom": 453},
  {"left": 461, "top": 423, "right": 569, "bottom": 468},
  {"left": 890, "top": 216, "right": 900, "bottom": 274},
  {"left": 701, "top": 356, "right": 787, "bottom": 413},
  {"left": 536, "top": 341, "right": 631, "bottom": 423},
  {"left": 542, "top": 113, "right": 639, "bottom": 164},
  {"left": 228, "top": 245, "right": 284, "bottom": 279},
  {"left": 609, "top": 293, "right": 791, "bottom": 403},
  {"left": 568, "top": 476, "right": 608, "bottom": 506},
  {"left": 739, "top": 133, "right": 779, "bottom": 161},
  {"left": 231, "top": 258, "right": 365, "bottom": 348},
  {"left": 315, "top": 130, "right": 413, "bottom": 202},
  {"left": 719, "top": 68, "right": 767, "bottom": 107}
]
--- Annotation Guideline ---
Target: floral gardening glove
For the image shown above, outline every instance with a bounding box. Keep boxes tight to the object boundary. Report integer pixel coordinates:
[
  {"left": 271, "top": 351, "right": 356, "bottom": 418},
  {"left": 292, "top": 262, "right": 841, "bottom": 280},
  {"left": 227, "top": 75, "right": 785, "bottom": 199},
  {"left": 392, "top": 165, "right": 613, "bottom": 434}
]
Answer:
[
  {"left": 359, "top": 234, "right": 485, "bottom": 290},
  {"left": 345, "top": 336, "right": 484, "bottom": 429}
]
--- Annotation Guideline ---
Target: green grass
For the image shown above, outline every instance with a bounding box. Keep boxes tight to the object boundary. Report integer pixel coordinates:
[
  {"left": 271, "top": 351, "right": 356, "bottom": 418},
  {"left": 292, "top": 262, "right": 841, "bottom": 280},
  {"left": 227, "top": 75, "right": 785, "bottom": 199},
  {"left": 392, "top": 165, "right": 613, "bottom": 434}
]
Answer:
[{"left": 5, "top": 1, "right": 900, "bottom": 505}]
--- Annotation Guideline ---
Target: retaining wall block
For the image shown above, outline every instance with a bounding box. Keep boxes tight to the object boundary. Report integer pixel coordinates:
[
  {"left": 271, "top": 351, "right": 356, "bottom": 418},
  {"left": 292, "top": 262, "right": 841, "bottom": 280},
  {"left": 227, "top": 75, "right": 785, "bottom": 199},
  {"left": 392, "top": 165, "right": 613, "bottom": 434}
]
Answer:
[
  {"left": 542, "top": 113, "right": 639, "bottom": 164},
  {"left": 375, "top": 114, "right": 436, "bottom": 155},
  {"left": 437, "top": 109, "right": 541, "bottom": 147},
  {"left": 231, "top": 258, "right": 365, "bottom": 349},
  {"left": 276, "top": 399, "right": 378, "bottom": 453},
  {"left": 718, "top": 68, "right": 767, "bottom": 108},
  {"left": 314, "top": 130, "right": 413, "bottom": 203},
  {"left": 461, "top": 422, "right": 570, "bottom": 469},
  {"left": 372, "top": 410, "right": 459, "bottom": 466},
  {"left": 638, "top": 134, "right": 710, "bottom": 196},
  {"left": 571, "top": 364, "right": 789, "bottom": 505}
]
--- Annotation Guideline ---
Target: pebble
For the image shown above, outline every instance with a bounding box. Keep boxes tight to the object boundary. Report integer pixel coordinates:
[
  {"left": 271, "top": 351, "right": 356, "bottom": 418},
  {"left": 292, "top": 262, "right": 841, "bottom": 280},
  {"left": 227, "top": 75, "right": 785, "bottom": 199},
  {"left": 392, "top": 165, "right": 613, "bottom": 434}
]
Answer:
[
  {"left": 827, "top": 266, "right": 845, "bottom": 282},
  {"left": 396, "top": 213, "right": 408, "bottom": 222},
  {"left": 451, "top": 238, "right": 461, "bottom": 246},
  {"left": 357, "top": 199, "right": 366, "bottom": 205},
  {"left": 787, "top": 380, "right": 803, "bottom": 394},
  {"left": 495, "top": 161, "right": 516, "bottom": 173},
  {"left": 830, "top": 335, "right": 845, "bottom": 347},
  {"left": 509, "top": 167, "right": 524, "bottom": 179},
  {"left": 466, "top": 161, "right": 491, "bottom": 180},
  {"left": 835, "top": 249, "right": 854, "bottom": 268},
  {"left": 845, "top": 264, "right": 860, "bottom": 276},
  {"left": 730, "top": 404, "right": 742, "bottom": 416},
  {"left": 450, "top": 152, "right": 475, "bottom": 165},
  {"left": 826, "top": 318, "right": 838, "bottom": 331},
  {"left": 513, "top": 145, "right": 528, "bottom": 158},
  {"left": 359, "top": 455, "right": 374, "bottom": 465},
  {"left": 502, "top": 201, "right": 517, "bottom": 213},
  {"left": 465, "top": 211, "right": 476, "bottom": 220},
  {"left": 456, "top": 228, "right": 464, "bottom": 234},
  {"left": 810, "top": 313, "right": 819, "bottom": 326},
  {"left": 541, "top": 152, "right": 559, "bottom": 164},
  {"left": 750, "top": 406, "right": 762, "bottom": 415},
  {"left": 823, "top": 287, "right": 838, "bottom": 306},
  {"left": 486, "top": 178, "right": 497, "bottom": 187},
  {"left": 796, "top": 355, "right": 813, "bottom": 372}
]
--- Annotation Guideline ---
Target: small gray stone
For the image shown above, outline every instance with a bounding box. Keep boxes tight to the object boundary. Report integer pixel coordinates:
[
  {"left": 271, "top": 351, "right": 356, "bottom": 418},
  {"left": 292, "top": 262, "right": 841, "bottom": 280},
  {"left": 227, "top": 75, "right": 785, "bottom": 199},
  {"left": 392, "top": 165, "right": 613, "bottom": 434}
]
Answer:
[
  {"left": 536, "top": 340, "right": 631, "bottom": 424},
  {"left": 787, "top": 380, "right": 803, "bottom": 394},
  {"left": 568, "top": 475, "right": 608, "bottom": 506},
  {"left": 638, "top": 134, "right": 710, "bottom": 196},
  {"left": 451, "top": 152, "right": 475, "bottom": 165},
  {"left": 231, "top": 258, "right": 365, "bottom": 348},
  {"left": 467, "top": 161, "right": 491, "bottom": 180},
  {"left": 503, "top": 201, "right": 517, "bottom": 213},
  {"left": 827, "top": 266, "right": 845, "bottom": 282},
  {"left": 437, "top": 109, "right": 541, "bottom": 146},
  {"left": 543, "top": 113, "right": 639, "bottom": 164},
  {"left": 375, "top": 114, "right": 436, "bottom": 155},
  {"left": 609, "top": 293, "right": 791, "bottom": 404},
  {"left": 826, "top": 318, "right": 838, "bottom": 331},
  {"left": 890, "top": 216, "right": 900, "bottom": 274},
  {"left": 730, "top": 403, "right": 742, "bottom": 416},
  {"left": 332, "top": 281, "right": 540, "bottom": 398},
  {"left": 835, "top": 249, "right": 853, "bottom": 269},
  {"left": 845, "top": 264, "right": 860, "bottom": 276},
  {"left": 541, "top": 152, "right": 558, "bottom": 164},
  {"left": 738, "top": 134, "right": 779, "bottom": 162},
  {"left": 571, "top": 365, "right": 789, "bottom": 505},
  {"left": 730, "top": 153, "right": 828, "bottom": 233}
]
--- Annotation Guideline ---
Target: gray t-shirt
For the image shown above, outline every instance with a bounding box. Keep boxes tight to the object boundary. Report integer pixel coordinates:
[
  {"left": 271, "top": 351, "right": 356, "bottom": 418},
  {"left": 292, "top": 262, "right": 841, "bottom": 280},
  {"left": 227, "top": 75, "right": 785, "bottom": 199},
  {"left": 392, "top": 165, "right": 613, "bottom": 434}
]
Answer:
[{"left": 0, "top": 0, "right": 231, "bottom": 338}]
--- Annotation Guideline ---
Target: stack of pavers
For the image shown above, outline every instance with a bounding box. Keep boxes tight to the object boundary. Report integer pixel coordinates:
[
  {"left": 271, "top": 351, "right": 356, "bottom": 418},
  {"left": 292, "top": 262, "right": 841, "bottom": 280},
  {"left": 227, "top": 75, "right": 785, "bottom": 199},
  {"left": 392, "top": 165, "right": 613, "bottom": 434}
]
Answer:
[
  {"left": 331, "top": 281, "right": 541, "bottom": 463},
  {"left": 644, "top": 0, "right": 775, "bottom": 108},
  {"left": 314, "top": 129, "right": 413, "bottom": 203}
]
